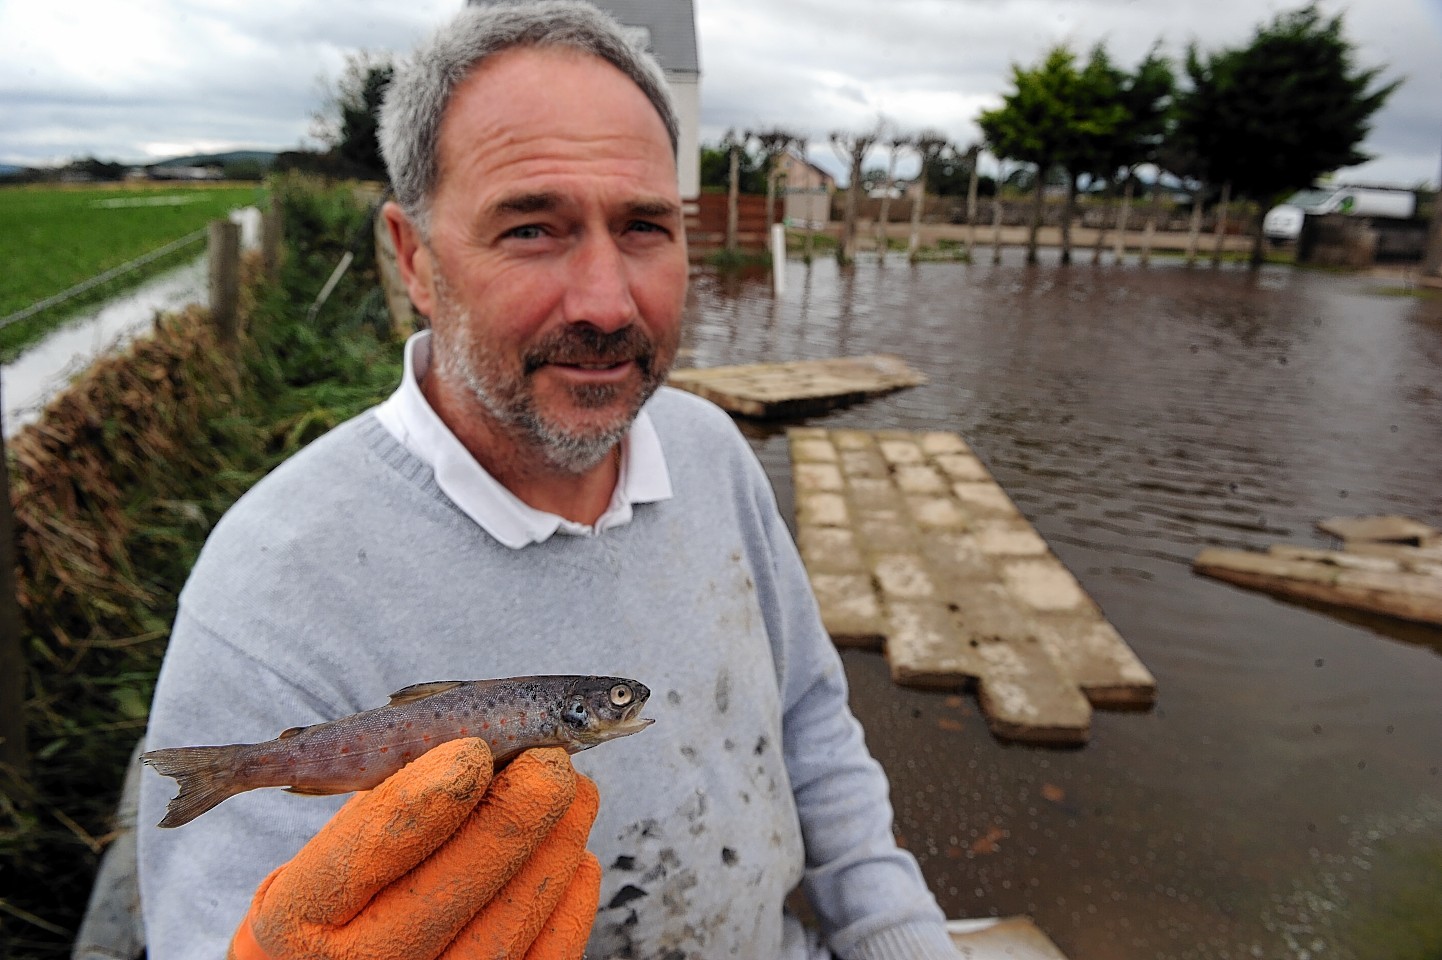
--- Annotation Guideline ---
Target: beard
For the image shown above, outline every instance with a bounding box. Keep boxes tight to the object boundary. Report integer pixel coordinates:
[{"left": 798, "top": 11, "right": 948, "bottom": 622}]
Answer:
[{"left": 429, "top": 277, "right": 676, "bottom": 475}]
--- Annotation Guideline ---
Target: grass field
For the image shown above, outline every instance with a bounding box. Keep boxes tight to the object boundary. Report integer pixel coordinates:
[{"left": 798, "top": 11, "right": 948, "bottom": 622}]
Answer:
[{"left": 0, "top": 182, "right": 267, "bottom": 357}]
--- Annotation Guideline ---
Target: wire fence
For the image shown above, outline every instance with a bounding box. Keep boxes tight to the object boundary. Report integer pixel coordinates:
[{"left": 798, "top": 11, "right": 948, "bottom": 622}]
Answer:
[{"left": 0, "top": 228, "right": 208, "bottom": 331}]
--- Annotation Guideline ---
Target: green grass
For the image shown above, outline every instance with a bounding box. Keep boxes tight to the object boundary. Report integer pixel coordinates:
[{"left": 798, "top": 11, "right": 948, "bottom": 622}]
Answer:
[
  {"left": 0, "top": 182, "right": 267, "bottom": 356},
  {"left": 704, "top": 247, "right": 772, "bottom": 269}
]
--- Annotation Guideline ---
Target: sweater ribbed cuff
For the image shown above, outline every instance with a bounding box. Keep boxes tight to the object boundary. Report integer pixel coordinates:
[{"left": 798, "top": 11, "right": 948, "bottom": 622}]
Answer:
[{"left": 846, "top": 919, "right": 959, "bottom": 960}]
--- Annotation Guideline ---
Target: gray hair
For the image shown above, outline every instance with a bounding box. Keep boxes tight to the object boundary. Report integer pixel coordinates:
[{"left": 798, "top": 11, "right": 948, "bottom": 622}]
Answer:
[{"left": 379, "top": 0, "right": 679, "bottom": 234}]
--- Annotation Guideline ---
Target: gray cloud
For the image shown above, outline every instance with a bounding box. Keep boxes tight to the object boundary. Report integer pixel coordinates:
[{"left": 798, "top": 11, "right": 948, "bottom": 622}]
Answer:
[{"left": 0, "top": 0, "right": 1435, "bottom": 187}]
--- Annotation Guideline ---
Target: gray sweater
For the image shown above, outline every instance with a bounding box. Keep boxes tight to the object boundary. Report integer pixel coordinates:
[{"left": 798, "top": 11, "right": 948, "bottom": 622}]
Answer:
[{"left": 137, "top": 387, "right": 956, "bottom": 959}]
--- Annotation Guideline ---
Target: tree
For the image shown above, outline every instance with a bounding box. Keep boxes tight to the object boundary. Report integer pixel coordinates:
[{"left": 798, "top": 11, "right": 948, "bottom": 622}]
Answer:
[
  {"left": 1093, "top": 47, "right": 1175, "bottom": 262},
  {"left": 1052, "top": 45, "right": 1127, "bottom": 264},
  {"left": 1175, "top": 4, "right": 1399, "bottom": 267},
  {"left": 750, "top": 127, "right": 801, "bottom": 226},
  {"left": 978, "top": 47, "right": 1087, "bottom": 264},
  {"left": 721, "top": 128, "right": 749, "bottom": 254},
  {"left": 908, "top": 131, "right": 952, "bottom": 261},
  {"left": 830, "top": 124, "right": 882, "bottom": 264},
  {"left": 875, "top": 132, "right": 912, "bottom": 256},
  {"left": 699, "top": 143, "right": 764, "bottom": 193},
  {"left": 313, "top": 51, "right": 395, "bottom": 180}
]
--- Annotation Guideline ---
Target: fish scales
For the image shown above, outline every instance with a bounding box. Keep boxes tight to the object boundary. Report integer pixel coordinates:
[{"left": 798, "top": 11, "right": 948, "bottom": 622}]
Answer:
[{"left": 143, "top": 674, "right": 652, "bottom": 827}]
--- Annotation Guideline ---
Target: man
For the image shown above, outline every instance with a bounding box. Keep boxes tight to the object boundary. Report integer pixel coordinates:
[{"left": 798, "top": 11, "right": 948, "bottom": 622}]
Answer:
[{"left": 138, "top": 3, "right": 960, "bottom": 958}]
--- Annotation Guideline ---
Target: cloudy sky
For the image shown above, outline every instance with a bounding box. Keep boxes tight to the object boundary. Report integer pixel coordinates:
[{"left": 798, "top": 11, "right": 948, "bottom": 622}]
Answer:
[{"left": 2, "top": 0, "right": 1439, "bottom": 186}]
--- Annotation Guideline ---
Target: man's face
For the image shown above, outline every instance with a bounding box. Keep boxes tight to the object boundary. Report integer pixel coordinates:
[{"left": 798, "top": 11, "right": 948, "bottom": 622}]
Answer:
[{"left": 414, "top": 46, "right": 687, "bottom": 474}]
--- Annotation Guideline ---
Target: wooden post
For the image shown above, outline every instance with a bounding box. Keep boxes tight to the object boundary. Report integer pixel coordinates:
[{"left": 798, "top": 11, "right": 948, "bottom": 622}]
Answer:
[
  {"left": 374, "top": 212, "right": 420, "bottom": 336},
  {"left": 1140, "top": 185, "right": 1163, "bottom": 266},
  {"left": 1184, "top": 190, "right": 1205, "bottom": 266},
  {"left": 209, "top": 219, "right": 241, "bottom": 345},
  {"left": 726, "top": 145, "right": 740, "bottom": 255},
  {"left": 1112, "top": 179, "right": 1134, "bottom": 262},
  {"left": 0, "top": 375, "right": 30, "bottom": 791},
  {"left": 907, "top": 169, "right": 926, "bottom": 262},
  {"left": 965, "top": 163, "right": 979, "bottom": 263},
  {"left": 991, "top": 195, "right": 1004, "bottom": 264},
  {"left": 1211, "top": 181, "right": 1232, "bottom": 268},
  {"left": 262, "top": 194, "right": 283, "bottom": 280}
]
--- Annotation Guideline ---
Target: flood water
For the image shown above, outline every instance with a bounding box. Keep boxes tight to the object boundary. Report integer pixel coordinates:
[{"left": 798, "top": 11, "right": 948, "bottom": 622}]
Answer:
[
  {"left": 1, "top": 256, "right": 207, "bottom": 436},
  {"left": 2, "top": 206, "right": 258, "bottom": 436},
  {"left": 681, "top": 251, "right": 1442, "bottom": 959}
]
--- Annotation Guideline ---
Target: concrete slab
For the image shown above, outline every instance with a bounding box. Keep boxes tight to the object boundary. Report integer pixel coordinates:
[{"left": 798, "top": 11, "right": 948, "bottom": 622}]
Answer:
[
  {"left": 1317, "top": 514, "right": 1440, "bottom": 546},
  {"left": 668, "top": 355, "right": 925, "bottom": 418},
  {"left": 1194, "top": 546, "right": 1442, "bottom": 626},
  {"left": 790, "top": 428, "right": 1157, "bottom": 745}
]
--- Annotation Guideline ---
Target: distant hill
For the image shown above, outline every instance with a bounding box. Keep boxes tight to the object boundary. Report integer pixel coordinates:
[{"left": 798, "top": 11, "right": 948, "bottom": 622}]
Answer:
[
  {"left": 0, "top": 163, "right": 27, "bottom": 178},
  {"left": 148, "top": 150, "right": 279, "bottom": 169}
]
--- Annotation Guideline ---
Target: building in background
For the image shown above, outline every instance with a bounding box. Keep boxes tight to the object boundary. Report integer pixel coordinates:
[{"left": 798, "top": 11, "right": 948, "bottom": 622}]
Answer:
[
  {"left": 778, "top": 150, "right": 835, "bottom": 228},
  {"left": 466, "top": 0, "right": 700, "bottom": 202}
]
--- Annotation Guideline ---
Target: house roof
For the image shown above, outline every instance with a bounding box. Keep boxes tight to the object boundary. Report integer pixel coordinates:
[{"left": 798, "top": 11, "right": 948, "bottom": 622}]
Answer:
[
  {"left": 783, "top": 150, "right": 834, "bottom": 185},
  {"left": 466, "top": 0, "right": 698, "bottom": 76}
]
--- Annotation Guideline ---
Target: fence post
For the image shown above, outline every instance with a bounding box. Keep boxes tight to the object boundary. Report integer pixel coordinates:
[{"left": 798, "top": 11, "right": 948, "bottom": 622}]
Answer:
[
  {"left": 262, "top": 194, "right": 283, "bottom": 281},
  {"left": 0, "top": 376, "right": 30, "bottom": 793},
  {"left": 209, "top": 219, "right": 241, "bottom": 345}
]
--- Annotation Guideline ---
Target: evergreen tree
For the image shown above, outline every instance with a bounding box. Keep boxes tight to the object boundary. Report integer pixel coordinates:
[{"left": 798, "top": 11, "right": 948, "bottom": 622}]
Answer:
[
  {"left": 978, "top": 47, "right": 1087, "bottom": 264},
  {"left": 1174, "top": 3, "right": 1398, "bottom": 266},
  {"left": 313, "top": 52, "right": 394, "bottom": 180}
]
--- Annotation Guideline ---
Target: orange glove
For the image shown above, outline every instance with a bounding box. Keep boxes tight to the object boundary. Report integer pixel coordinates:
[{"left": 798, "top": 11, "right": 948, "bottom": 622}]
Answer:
[{"left": 228, "top": 739, "right": 602, "bottom": 960}]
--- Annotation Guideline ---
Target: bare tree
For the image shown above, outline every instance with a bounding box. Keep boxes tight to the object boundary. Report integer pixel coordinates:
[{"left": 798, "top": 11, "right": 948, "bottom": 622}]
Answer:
[
  {"left": 960, "top": 143, "right": 982, "bottom": 261},
  {"left": 752, "top": 127, "right": 800, "bottom": 228},
  {"left": 875, "top": 132, "right": 911, "bottom": 258},
  {"left": 830, "top": 124, "right": 882, "bottom": 264},
  {"left": 991, "top": 159, "right": 1008, "bottom": 264},
  {"left": 721, "top": 128, "right": 749, "bottom": 254},
  {"left": 907, "top": 131, "right": 951, "bottom": 261}
]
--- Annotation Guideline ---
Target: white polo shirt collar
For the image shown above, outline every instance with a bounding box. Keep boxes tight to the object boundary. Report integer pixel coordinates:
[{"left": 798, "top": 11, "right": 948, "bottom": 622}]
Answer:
[{"left": 375, "top": 331, "right": 673, "bottom": 548}]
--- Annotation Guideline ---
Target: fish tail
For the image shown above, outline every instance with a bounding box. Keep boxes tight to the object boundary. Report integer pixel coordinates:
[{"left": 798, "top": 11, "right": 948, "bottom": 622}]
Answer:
[{"left": 142, "top": 744, "right": 248, "bottom": 828}]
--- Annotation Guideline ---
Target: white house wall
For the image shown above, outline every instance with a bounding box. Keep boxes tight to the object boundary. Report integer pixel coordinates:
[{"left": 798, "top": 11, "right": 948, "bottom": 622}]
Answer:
[{"left": 672, "top": 77, "right": 700, "bottom": 201}]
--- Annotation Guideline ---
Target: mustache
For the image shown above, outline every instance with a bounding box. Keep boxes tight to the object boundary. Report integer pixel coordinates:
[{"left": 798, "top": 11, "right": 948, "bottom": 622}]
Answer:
[{"left": 522, "top": 326, "right": 655, "bottom": 374}]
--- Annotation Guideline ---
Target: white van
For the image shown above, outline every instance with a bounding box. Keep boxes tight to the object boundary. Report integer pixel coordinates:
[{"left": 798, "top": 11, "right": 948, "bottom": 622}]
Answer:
[{"left": 1263, "top": 187, "right": 1416, "bottom": 241}]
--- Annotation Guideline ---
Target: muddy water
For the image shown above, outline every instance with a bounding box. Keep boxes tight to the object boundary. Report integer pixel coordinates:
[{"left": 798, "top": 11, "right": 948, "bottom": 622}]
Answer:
[{"left": 681, "top": 251, "right": 1442, "bottom": 959}]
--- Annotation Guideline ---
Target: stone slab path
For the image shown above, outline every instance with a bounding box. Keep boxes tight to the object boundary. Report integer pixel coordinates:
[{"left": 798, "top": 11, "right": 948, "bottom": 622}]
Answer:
[
  {"left": 790, "top": 427, "right": 1156, "bottom": 745},
  {"left": 1194, "top": 543, "right": 1442, "bottom": 627},
  {"left": 668, "top": 355, "right": 925, "bottom": 418}
]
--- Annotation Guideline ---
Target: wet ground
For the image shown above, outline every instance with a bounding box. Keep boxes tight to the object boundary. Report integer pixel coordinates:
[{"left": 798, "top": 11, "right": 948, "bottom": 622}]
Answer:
[{"left": 681, "top": 250, "right": 1442, "bottom": 959}]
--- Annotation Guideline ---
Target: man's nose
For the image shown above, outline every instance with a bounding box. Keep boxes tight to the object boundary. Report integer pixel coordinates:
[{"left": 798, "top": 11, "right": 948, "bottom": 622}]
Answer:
[{"left": 563, "top": 234, "right": 636, "bottom": 332}]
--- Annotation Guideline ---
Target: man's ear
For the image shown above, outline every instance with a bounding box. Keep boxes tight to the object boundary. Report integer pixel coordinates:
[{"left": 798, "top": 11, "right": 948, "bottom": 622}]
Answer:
[{"left": 382, "top": 200, "right": 436, "bottom": 318}]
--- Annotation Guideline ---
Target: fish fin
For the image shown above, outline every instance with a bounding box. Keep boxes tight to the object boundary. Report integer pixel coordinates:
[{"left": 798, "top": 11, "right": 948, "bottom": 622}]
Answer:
[
  {"left": 284, "top": 785, "right": 344, "bottom": 796},
  {"left": 141, "top": 744, "right": 248, "bottom": 828},
  {"left": 277, "top": 725, "right": 310, "bottom": 740},
  {"left": 387, "top": 680, "right": 464, "bottom": 706}
]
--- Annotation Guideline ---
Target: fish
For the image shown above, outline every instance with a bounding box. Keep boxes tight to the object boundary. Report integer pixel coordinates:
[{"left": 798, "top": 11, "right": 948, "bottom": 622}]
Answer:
[{"left": 142, "top": 674, "right": 653, "bottom": 828}]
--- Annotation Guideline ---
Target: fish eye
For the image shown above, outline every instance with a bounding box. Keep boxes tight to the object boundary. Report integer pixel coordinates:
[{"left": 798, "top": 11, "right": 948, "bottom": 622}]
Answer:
[
  {"left": 564, "top": 698, "right": 589, "bottom": 725},
  {"left": 609, "top": 684, "right": 633, "bottom": 707}
]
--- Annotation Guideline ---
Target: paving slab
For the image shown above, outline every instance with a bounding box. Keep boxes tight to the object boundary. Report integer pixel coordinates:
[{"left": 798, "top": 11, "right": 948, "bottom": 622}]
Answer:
[
  {"left": 790, "top": 428, "right": 1157, "bottom": 745},
  {"left": 668, "top": 355, "right": 925, "bottom": 418},
  {"left": 1317, "top": 514, "right": 1440, "bottom": 547},
  {"left": 1194, "top": 545, "right": 1442, "bottom": 626}
]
